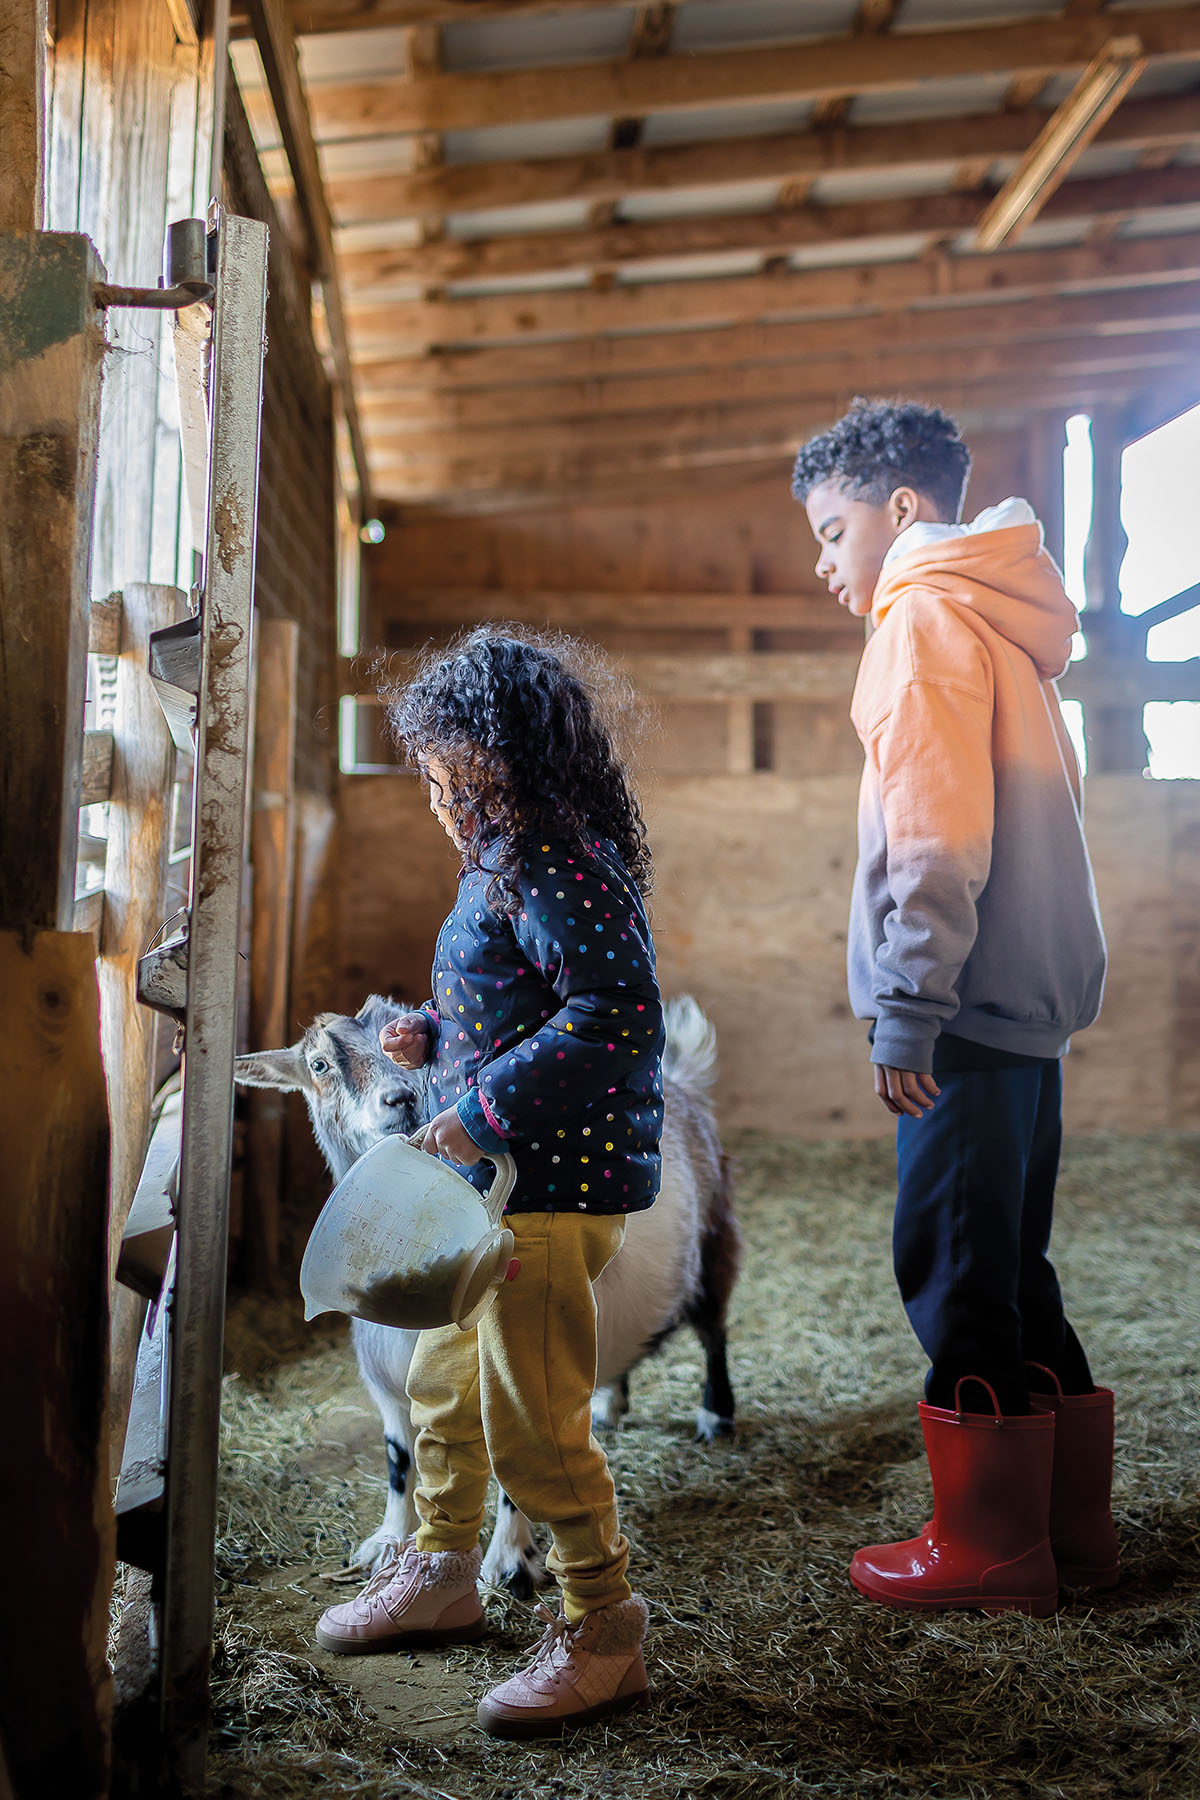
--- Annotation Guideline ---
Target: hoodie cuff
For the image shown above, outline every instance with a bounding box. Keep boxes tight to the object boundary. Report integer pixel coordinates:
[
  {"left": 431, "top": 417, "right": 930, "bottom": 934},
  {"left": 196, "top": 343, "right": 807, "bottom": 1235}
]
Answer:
[
  {"left": 456, "top": 1087, "right": 509, "bottom": 1156},
  {"left": 869, "top": 1015, "right": 937, "bottom": 1075}
]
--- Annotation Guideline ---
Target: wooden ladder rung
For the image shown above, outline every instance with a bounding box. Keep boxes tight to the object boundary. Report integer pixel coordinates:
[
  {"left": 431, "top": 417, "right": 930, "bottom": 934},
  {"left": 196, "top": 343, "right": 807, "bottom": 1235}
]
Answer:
[{"left": 81, "top": 727, "right": 114, "bottom": 806}]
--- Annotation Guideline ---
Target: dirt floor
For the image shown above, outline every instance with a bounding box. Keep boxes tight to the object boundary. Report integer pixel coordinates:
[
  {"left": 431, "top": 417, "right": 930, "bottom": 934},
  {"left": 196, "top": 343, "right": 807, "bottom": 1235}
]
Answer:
[{"left": 207, "top": 1132, "right": 1200, "bottom": 1800}]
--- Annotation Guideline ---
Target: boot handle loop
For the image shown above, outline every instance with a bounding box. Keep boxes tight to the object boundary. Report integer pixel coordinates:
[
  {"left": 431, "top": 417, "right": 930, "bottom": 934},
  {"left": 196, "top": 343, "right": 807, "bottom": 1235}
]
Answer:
[
  {"left": 953, "top": 1376, "right": 1003, "bottom": 1424},
  {"left": 1025, "top": 1360, "right": 1064, "bottom": 1398}
]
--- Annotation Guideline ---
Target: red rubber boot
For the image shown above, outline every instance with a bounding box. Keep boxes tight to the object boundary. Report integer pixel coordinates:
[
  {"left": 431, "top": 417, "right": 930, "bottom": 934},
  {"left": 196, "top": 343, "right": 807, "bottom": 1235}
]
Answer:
[
  {"left": 849, "top": 1379, "right": 1059, "bottom": 1618},
  {"left": 1028, "top": 1365, "right": 1120, "bottom": 1590}
]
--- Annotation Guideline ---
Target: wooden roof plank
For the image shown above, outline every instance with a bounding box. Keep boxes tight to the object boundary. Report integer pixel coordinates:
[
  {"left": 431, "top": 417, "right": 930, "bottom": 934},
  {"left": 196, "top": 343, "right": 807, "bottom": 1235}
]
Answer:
[
  {"left": 350, "top": 279, "right": 1200, "bottom": 391},
  {"left": 338, "top": 165, "right": 1200, "bottom": 289},
  {"left": 357, "top": 327, "right": 1200, "bottom": 432},
  {"left": 345, "top": 230, "right": 1200, "bottom": 348},
  {"left": 304, "top": 6, "right": 1200, "bottom": 138},
  {"left": 324, "top": 91, "right": 1200, "bottom": 226}
]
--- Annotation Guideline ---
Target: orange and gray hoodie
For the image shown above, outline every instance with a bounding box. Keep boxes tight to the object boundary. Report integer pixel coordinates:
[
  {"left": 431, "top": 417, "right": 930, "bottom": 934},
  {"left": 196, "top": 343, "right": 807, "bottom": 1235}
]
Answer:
[{"left": 848, "top": 497, "right": 1106, "bottom": 1073}]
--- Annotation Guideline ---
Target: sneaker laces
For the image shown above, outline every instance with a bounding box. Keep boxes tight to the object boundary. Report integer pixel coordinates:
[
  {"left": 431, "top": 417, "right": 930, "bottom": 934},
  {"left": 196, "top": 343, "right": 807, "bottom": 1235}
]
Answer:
[
  {"left": 355, "top": 1536, "right": 419, "bottom": 1603},
  {"left": 523, "top": 1603, "right": 578, "bottom": 1676}
]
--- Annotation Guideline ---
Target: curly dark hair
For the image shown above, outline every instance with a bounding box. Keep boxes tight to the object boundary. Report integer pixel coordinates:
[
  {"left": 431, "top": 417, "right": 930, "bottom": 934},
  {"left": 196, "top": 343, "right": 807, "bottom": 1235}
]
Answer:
[
  {"left": 790, "top": 396, "right": 971, "bottom": 522},
  {"left": 381, "top": 627, "right": 652, "bottom": 913}
]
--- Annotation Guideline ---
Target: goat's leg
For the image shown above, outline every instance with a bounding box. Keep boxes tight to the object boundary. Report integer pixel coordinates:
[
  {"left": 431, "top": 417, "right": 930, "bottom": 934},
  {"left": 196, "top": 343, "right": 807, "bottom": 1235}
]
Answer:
[
  {"left": 349, "top": 1322, "right": 420, "bottom": 1571},
  {"left": 591, "top": 1373, "right": 631, "bottom": 1432},
  {"left": 480, "top": 1491, "right": 547, "bottom": 1599},
  {"left": 686, "top": 1157, "right": 742, "bottom": 1442}
]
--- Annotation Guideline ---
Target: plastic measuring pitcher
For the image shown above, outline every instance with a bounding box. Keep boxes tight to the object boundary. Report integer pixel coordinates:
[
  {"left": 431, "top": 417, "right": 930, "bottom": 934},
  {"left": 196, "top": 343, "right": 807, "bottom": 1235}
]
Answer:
[{"left": 299, "top": 1132, "right": 518, "bottom": 1332}]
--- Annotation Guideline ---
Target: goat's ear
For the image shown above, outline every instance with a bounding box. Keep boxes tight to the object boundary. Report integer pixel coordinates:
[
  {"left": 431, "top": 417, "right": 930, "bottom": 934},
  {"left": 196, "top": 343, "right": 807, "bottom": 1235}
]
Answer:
[{"left": 234, "top": 1048, "right": 312, "bottom": 1094}]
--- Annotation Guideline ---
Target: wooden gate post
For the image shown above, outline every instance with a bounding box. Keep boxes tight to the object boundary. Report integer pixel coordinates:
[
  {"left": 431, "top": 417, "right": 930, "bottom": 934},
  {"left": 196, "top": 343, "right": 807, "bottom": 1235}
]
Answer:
[{"left": 0, "top": 233, "right": 112, "bottom": 1799}]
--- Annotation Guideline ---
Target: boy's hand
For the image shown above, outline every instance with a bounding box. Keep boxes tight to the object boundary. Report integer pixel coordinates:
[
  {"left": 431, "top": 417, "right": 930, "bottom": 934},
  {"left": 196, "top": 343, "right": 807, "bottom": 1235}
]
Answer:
[
  {"left": 417, "top": 1104, "right": 482, "bottom": 1165},
  {"left": 379, "top": 1012, "right": 432, "bottom": 1068},
  {"left": 874, "top": 1065, "right": 941, "bottom": 1118}
]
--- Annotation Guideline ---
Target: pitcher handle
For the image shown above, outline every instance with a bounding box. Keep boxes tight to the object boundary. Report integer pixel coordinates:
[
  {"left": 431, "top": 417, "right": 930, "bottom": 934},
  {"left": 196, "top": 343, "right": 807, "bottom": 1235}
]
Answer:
[{"left": 405, "top": 1129, "right": 517, "bottom": 1225}]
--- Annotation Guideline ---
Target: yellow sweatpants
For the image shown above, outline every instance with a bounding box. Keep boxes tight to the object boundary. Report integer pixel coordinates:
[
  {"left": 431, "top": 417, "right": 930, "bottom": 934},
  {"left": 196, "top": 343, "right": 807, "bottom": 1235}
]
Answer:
[{"left": 407, "top": 1210, "right": 629, "bottom": 1623}]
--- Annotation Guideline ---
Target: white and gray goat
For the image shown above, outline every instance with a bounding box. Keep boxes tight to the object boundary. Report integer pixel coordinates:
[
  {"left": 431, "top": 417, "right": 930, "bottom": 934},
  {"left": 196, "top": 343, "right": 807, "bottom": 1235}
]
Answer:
[{"left": 235, "top": 993, "right": 741, "bottom": 1595}]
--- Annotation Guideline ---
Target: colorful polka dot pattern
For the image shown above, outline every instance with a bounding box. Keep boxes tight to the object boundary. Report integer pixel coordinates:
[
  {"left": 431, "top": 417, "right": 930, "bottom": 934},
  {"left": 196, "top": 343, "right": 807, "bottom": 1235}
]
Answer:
[{"left": 424, "top": 836, "right": 665, "bottom": 1216}]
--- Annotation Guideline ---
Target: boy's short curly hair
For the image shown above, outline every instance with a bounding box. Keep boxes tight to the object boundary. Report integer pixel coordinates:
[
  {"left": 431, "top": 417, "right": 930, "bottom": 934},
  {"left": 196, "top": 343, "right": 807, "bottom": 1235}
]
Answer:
[{"left": 791, "top": 397, "right": 971, "bottom": 522}]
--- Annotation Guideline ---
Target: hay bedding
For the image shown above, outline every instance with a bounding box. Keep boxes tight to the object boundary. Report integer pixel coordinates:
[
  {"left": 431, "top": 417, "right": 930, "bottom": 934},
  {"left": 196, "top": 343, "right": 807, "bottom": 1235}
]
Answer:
[{"left": 207, "top": 1133, "right": 1200, "bottom": 1800}]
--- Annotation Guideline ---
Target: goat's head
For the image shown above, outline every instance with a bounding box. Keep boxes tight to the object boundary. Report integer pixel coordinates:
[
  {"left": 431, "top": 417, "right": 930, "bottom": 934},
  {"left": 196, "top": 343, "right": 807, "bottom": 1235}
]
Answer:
[{"left": 235, "top": 995, "right": 427, "bottom": 1183}]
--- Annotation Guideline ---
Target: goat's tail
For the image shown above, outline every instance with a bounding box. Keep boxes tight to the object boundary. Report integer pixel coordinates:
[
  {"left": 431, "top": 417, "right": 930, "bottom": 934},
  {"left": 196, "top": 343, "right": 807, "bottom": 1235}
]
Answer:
[{"left": 661, "top": 993, "right": 717, "bottom": 1093}]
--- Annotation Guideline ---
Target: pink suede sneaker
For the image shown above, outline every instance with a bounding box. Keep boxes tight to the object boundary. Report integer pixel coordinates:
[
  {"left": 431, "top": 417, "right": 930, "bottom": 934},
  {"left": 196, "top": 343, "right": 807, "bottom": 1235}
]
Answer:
[
  {"left": 315, "top": 1537, "right": 484, "bottom": 1654},
  {"left": 477, "top": 1595, "right": 650, "bottom": 1739}
]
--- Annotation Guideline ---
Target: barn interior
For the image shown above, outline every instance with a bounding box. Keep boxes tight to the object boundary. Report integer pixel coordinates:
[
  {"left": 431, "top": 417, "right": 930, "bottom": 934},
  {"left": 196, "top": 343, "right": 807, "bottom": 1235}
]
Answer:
[{"left": 2, "top": 0, "right": 1199, "bottom": 1796}]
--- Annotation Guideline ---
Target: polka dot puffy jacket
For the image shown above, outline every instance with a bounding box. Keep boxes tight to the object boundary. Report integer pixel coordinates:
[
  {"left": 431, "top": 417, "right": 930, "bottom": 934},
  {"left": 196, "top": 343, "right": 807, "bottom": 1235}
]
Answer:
[{"left": 422, "top": 836, "right": 665, "bottom": 1215}]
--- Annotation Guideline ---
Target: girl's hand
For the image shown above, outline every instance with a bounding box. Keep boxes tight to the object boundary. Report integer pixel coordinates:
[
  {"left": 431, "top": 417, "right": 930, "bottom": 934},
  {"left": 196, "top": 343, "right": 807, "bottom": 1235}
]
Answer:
[
  {"left": 380, "top": 1013, "right": 432, "bottom": 1069},
  {"left": 417, "top": 1104, "right": 483, "bottom": 1165}
]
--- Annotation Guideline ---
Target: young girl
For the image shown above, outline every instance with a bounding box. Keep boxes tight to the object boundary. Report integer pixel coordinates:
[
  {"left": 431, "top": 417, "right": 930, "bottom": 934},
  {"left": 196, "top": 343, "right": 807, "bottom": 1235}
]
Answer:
[{"left": 315, "top": 629, "right": 665, "bottom": 1739}]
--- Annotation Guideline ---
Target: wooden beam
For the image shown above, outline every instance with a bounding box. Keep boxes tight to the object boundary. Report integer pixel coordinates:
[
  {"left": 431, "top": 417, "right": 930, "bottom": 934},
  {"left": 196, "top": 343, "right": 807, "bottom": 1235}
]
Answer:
[
  {"left": 347, "top": 231, "right": 1200, "bottom": 350},
  {"left": 374, "top": 588, "right": 850, "bottom": 635},
  {"left": 359, "top": 328, "right": 1200, "bottom": 435},
  {"left": 302, "top": 6, "right": 1200, "bottom": 138},
  {"left": 365, "top": 369, "right": 1174, "bottom": 467},
  {"left": 339, "top": 165, "right": 1200, "bottom": 291},
  {"left": 0, "top": 931, "right": 112, "bottom": 1800},
  {"left": 353, "top": 280, "right": 1200, "bottom": 395},
  {"left": 0, "top": 234, "right": 105, "bottom": 936},
  {"left": 0, "top": 0, "right": 48, "bottom": 230},
  {"left": 89, "top": 592, "right": 123, "bottom": 657},
  {"left": 325, "top": 89, "right": 1200, "bottom": 226},
  {"left": 81, "top": 728, "right": 114, "bottom": 807},
  {"left": 368, "top": 375, "right": 1146, "bottom": 500},
  {"left": 233, "top": 0, "right": 642, "bottom": 29},
  {"left": 243, "top": 0, "right": 371, "bottom": 507}
]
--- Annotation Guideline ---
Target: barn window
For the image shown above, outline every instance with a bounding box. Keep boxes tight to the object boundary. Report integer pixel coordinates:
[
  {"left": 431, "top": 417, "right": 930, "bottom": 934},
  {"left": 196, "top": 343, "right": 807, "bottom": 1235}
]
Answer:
[
  {"left": 1062, "top": 405, "right": 1200, "bottom": 780},
  {"left": 1120, "top": 401, "right": 1200, "bottom": 780}
]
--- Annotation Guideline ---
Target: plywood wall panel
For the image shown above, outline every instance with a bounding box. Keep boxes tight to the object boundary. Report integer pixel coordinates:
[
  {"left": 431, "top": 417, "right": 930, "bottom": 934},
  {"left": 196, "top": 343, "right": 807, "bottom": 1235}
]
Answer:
[{"left": 336, "top": 771, "right": 1200, "bottom": 1137}]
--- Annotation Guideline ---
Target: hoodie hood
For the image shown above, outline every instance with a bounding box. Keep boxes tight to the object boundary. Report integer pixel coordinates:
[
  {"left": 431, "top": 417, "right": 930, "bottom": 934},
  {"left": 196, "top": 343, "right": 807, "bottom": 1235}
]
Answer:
[{"left": 872, "top": 497, "right": 1078, "bottom": 681}]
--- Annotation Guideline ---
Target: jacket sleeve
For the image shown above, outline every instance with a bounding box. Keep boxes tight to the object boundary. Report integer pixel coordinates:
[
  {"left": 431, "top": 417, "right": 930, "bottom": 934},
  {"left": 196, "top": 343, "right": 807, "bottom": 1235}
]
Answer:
[
  {"left": 419, "top": 1001, "right": 442, "bottom": 1056},
  {"left": 455, "top": 858, "right": 662, "bottom": 1152},
  {"left": 866, "top": 674, "right": 995, "bottom": 1071}
]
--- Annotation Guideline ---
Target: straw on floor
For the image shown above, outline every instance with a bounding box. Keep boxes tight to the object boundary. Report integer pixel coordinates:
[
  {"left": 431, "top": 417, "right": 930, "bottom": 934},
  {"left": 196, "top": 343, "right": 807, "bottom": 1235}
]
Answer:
[{"left": 207, "top": 1131, "right": 1200, "bottom": 1800}]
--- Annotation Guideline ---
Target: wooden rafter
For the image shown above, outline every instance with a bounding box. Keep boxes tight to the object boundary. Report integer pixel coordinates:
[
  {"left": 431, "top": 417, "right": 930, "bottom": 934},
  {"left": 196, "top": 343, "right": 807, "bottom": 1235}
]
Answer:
[
  {"left": 361, "top": 348, "right": 1200, "bottom": 464},
  {"left": 357, "top": 329, "right": 1200, "bottom": 436},
  {"left": 232, "top": 0, "right": 652, "bottom": 29},
  {"left": 318, "top": 90, "right": 1199, "bottom": 227},
  {"left": 291, "top": 6, "right": 1200, "bottom": 138},
  {"left": 345, "top": 232, "right": 1200, "bottom": 351},
  {"left": 243, "top": 0, "right": 371, "bottom": 508},
  {"left": 350, "top": 281, "right": 1200, "bottom": 393},
  {"left": 337, "top": 165, "right": 1200, "bottom": 290}
]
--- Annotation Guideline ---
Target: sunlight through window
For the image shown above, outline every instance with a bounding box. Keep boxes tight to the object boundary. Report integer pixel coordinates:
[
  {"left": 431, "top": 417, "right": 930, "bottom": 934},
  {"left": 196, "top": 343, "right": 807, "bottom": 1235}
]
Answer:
[
  {"left": 1061, "top": 413, "right": 1092, "bottom": 663},
  {"left": 1060, "top": 699, "right": 1087, "bottom": 778}
]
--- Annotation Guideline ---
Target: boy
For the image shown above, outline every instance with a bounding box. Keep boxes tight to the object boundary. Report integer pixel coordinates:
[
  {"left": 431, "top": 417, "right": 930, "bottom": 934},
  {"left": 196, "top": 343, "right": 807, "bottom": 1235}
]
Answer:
[{"left": 792, "top": 398, "right": 1117, "bottom": 1616}]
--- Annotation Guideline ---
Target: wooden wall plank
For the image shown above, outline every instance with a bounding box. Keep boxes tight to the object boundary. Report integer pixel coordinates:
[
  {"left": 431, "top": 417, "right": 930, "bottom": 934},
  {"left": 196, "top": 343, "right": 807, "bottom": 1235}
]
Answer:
[
  {"left": 0, "top": 930, "right": 113, "bottom": 1798},
  {"left": 0, "top": 0, "right": 49, "bottom": 230},
  {"left": 88, "top": 0, "right": 181, "bottom": 596},
  {"left": 0, "top": 233, "right": 106, "bottom": 935}
]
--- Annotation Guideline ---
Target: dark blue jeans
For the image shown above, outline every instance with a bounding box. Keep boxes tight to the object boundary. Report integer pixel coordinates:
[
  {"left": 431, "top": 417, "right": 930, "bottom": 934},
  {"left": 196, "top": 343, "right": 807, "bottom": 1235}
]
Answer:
[{"left": 893, "top": 1037, "right": 1093, "bottom": 1415}]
